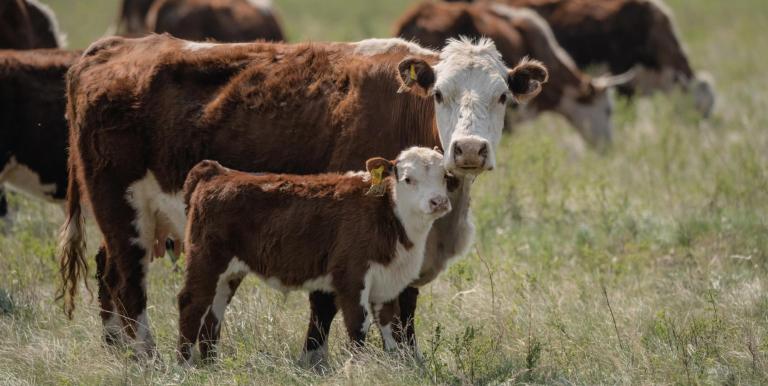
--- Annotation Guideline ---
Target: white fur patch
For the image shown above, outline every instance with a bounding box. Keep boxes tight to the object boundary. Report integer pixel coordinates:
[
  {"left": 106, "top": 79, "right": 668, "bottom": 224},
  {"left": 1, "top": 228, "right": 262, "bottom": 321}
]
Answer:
[
  {"left": 379, "top": 323, "right": 397, "bottom": 351},
  {"left": 183, "top": 41, "right": 219, "bottom": 52},
  {"left": 246, "top": 0, "right": 273, "bottom": 12},
  {"left": 353, "top": 38, "right": 436, "bottom": 57},
  {"left": 212, "top": 258, "right": 251, "bottom": 321},
  {"left": 0, "top": 157, "right": 59, "bottom": 202}
]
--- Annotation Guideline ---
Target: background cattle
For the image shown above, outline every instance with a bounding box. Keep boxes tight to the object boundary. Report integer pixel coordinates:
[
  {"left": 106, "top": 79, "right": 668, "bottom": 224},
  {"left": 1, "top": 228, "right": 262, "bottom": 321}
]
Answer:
[
  {"left": 490, "top": 0, "right": 717, "bottom": 117},
  {"left": 0, "top": 0, "right": 65, "bottom": 49},
  {"left": 59, "top": 34, "right": 545, "bottom": 356},
  {"left": 0, "top": 49, "right": 78, "bottom": 217},
  {"left": 0, "top": 0, "right": 66, "bottom": 218},
  {"left": 396, "top": 1, "right": 634, "bottom": 147},
  {"left": 116, "top": 0, "right": 285, "bottom": 42}
]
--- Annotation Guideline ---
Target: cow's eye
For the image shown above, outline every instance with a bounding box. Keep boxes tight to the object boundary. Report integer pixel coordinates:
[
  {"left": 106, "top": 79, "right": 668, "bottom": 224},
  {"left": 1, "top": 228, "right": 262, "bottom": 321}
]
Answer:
[
  {"left": 434, "top": 90, "right": 443, "bottom": 103},
  {"left": 499, "top": 93, "right": 508, "bottom": 104},
  {"left": 404, "top": 177, "right": 412, "bottom": 184}
]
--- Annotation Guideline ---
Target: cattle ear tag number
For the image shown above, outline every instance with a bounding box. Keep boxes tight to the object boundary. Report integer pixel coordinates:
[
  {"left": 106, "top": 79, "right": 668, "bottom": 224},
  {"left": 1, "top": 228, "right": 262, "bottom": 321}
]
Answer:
[
  {"left": 409, "top": 64, "right": 417, "bottom": 82},
  {"left": 366, "top": 165, "right": 387, "bottom": 197}
]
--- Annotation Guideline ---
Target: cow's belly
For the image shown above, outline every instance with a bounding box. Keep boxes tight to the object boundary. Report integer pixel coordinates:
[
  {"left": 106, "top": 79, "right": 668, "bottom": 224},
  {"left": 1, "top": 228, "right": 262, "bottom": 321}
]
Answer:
[{"left": 0, "top": 157, "right": 60, "bottom": 203}]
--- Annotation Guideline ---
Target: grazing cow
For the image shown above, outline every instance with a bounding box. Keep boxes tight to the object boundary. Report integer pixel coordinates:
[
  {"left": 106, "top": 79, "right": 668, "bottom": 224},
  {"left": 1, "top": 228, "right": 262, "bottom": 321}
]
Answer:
[
  {"left": 491, "top": 0, "right": 716, "bottom": 116},
  {"left": 396, "top": 1, "right": 634, "bottom": 147},
  {"left": 0, "top": 49, "right": 77, "bottom": 217},
  {"left": 0, "top": 0, "right": 64, "bottom": 49},
  {"left": 0, "top": 0, "right": 65, "bottom": 217},
  {"left": 116, "top": 0, "right": 284, "bottom": 42},
  {"left": 178, "top": 148, "right": 452, "bottom": 362},
  {"left": 59, "top": 34, "right": 546, "bottom": 356}
]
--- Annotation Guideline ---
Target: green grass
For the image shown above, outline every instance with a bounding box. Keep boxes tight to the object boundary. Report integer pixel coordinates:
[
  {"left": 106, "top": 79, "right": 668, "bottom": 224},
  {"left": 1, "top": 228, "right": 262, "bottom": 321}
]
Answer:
[{"left": 2, "top": 0, "right": 768, "bottom": 384}]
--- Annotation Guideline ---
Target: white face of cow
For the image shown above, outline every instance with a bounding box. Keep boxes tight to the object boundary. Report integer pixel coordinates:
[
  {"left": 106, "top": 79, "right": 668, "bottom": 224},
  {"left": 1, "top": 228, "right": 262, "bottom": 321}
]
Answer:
[
  {"left": 396, "top": 39, "right": 548, "bottom": 177},
  {"left": 392, "top": 147, "right": 451, "bottom": 220},
  {"left": 558, "top": 86, "right": 614, "bottom": 148},
  {"left": 366, "top": 147, "right": 451, "bottom": 225}
]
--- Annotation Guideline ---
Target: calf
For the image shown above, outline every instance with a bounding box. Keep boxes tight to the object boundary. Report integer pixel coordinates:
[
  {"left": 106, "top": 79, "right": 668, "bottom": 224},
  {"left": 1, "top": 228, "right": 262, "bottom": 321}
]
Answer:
[
  {"left": 178, "top": 147, "right": 451, "bottom": 362},
  {"left": 495, "top": 0, "right": 716, "bottom": 116},
  {"left": 396, "top": 1, "right": 633, "bottom": 147}
]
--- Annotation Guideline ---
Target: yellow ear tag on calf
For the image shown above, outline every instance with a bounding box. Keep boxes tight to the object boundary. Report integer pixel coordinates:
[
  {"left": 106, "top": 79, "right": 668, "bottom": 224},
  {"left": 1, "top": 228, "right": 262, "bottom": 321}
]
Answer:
[
  {"left": 409, "top": 64, "right": 417, "bottom": 82},
  {"left": 366, "top": 165, "right": 387, "bottom": 197}
]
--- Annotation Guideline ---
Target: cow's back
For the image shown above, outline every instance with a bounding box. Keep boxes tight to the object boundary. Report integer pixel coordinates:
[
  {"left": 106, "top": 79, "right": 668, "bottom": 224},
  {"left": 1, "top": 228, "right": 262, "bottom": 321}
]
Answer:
[{"left": 67, "top": 35, "right": 438, "bottom": 192}]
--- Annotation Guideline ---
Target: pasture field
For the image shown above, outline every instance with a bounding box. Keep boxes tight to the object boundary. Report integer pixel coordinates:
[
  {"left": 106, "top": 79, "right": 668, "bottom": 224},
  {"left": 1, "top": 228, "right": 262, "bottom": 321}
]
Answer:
[{"left": 1, "top": 0, "right": 767, "bottom": 384}]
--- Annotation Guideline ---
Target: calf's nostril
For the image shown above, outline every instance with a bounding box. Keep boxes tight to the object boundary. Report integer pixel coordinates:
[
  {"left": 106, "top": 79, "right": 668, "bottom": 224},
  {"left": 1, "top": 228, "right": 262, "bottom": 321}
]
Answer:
[
  {"left": 479, "top": 143, "right": 488, "bottom": 157},
  {"left": 454, "top": 143, "right": 463, "bottom": 157}
]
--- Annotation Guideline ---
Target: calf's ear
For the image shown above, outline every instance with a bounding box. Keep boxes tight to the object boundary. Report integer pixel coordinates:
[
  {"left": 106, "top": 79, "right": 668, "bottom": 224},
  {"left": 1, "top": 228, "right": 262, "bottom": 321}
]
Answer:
[
  {"left": 508, "top": 58, "right": 548, "bottom": 104},
  {"left": 397, "top": 57, "right": 436, "bottom": 96},
  {"left": 365, "top": 157, "right": 395, "bottom": 178}
]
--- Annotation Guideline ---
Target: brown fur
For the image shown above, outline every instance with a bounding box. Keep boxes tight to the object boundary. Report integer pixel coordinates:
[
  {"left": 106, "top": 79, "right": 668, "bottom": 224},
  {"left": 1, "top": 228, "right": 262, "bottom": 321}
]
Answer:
[
  {"left": 494, "top": 0, "right": 696, "bottom": 92},
  {"left": 60, "top": 34, "right": 546, "bottom": 353},
  {"left": 178, "top": 160, "right": 408, "bottom": 361},
  {"left": 117, "top": 0, "right": 284, "bottom": 42}
]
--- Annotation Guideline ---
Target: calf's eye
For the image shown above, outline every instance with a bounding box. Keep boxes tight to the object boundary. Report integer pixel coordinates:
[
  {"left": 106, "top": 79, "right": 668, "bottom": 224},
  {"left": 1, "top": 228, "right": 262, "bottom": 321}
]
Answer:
[
  {"left": 499, "top": 93, "right": 508, "bottom": 104},
  {"left": 404, "top": 177, "right": 412, "bottom": 184},
  {"left": 434, "top": 90, "right": 443, "bottom": 104}
]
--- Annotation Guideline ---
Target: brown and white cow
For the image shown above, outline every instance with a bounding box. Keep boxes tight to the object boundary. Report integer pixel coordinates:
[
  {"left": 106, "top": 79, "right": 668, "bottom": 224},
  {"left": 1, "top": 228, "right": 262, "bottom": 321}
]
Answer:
[
  {"left": 59, "top": 34, "right": 546, "bottom": 356},
  {"left": 0, "top": 49, "right": 76, "bottom": 219},
  {"left": 178, "top": 148, "right": 451, "bottom": 363},
  {"left": 0, "top": 0, "right": 65, "bottom": 49},
  {"left": 492, "top": 0, "right": 716, "bottom": 117},
  {"left": 0, "top": 0, "right": 65, "bottom": 217},
  {"left": 116, "top": 0, "right": 284, "bottom": 42},
  {"left": 396, "top": 1, "right": 634, "bottom": 147}
]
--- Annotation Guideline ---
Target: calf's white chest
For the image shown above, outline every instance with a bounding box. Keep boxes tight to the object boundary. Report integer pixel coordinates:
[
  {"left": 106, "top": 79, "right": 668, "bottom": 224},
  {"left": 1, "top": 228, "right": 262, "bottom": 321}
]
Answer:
[{"left": 365, "top": 241, "right": 426, "bottom": 304}]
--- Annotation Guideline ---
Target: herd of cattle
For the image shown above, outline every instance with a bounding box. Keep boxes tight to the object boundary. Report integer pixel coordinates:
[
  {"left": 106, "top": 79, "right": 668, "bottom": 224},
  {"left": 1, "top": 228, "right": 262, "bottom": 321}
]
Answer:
[{"left": 0, "top": 0, "right": 715, "bottom": 366}]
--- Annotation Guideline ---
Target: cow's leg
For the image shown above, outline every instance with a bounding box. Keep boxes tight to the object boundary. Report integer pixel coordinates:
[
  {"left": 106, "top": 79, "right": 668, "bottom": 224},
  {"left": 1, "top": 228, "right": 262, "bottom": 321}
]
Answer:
[
  {"left": 374, "top": 300, "right": 401, "bottom": 351},
  {"left": 95, "top": 244, "right": 123, "bottom": 345},
  {"left": 178, "top": 255, "right": 244, "bottom": 364},
  {"left": 337, "top": 287, "right": 371, "bottom": 352},
  {"left": 394, "top": 287, "right": 420, "bottom": 353},
  {"left": 299, "top": 291, "right": 338, "bottom": 369}
]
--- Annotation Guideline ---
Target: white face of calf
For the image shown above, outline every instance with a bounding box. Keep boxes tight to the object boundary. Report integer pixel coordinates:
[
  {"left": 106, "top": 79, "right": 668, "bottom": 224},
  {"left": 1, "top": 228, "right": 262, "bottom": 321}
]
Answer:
[
  {"left": 366, "top": 147, "right": 451, "bottom": 224},
  {"left": 396, "top": 38, "right": 548, "bottom": 177}
]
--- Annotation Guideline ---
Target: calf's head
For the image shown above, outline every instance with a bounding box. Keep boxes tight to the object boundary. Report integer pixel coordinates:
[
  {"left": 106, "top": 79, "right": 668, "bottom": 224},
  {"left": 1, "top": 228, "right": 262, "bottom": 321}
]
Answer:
[
  {"left": 366, "top": 147, "right": 451, "bottom": 222},
  {"left": 397, "top": 38, "right": 547, "bottom": 176}
]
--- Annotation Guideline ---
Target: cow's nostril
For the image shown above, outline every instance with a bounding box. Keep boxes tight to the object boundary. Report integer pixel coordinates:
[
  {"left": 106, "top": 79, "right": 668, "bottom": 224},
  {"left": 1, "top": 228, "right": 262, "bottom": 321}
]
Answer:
[{"left": 479, "top": 143, "right": 488, "bottom": 157}]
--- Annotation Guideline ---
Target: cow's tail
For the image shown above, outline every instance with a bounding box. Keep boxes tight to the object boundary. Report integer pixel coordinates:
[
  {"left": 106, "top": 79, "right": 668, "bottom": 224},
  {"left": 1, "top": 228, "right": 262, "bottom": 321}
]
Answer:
[
  {"left": 183, "top": 160, "right": 227, "bottom": 208},
  {"left": 56, "top": 163, "right": 89, "bottom": 320}
]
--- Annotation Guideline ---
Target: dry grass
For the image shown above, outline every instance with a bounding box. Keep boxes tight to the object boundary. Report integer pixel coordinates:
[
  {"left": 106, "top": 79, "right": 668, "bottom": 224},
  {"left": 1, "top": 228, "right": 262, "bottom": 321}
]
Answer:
[{"left": 1, "top": 0, "right": 767, "bottom": 384}]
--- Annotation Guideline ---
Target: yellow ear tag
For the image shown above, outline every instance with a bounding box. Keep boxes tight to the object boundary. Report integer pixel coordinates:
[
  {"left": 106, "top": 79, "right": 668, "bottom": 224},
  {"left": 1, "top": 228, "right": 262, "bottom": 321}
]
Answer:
[
  {"left": 409, "top": 64, "right": 417, "bottom": 81},
  {"left": 366, "top": 165, "right": 387, "bottom": 197}
]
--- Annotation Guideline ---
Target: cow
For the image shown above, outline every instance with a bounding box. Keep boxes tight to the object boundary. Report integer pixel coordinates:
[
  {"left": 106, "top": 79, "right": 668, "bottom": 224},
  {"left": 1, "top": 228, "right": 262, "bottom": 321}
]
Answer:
[
  {"left": 116, "top": 0, "right": 285, "bottom": 42},
  {"left": 0, "top": 0, "right": 65, "bottom": 49},
  {"left": 489, "top": 0, "right": 716, "bottom": 117},
  {"left": 0, "top": 0, "right": 65, "bottom": 217},
  {"left": 395, "top": 1, "right": 634, "bottom": 148},
  {"left": 0, "top": 49, "right": 77, "bottom": 218},
  {"left": 178, "top": 148, "right": 452, "bottom": 363},
  {"left": 58, "top": 34, "right": 547, "bottom": 357}
]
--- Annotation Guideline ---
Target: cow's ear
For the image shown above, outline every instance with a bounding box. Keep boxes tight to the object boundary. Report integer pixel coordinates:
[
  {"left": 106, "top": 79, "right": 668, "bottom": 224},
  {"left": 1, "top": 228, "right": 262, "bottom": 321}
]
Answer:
[
  {"left": 365, "top": 157, "right": 395, "bottom": 178},
  {"left": 507, "top": 58, "right": 548, "bottom": 104},
  {"left": 397, "top": 57, "right": 436, "bottom": 96}
]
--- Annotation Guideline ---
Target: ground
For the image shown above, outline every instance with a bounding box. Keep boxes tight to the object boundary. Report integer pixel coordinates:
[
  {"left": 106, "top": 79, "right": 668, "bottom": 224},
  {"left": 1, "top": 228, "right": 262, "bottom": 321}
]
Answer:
[{"left": 1, "top": 0, "right": 767, "bottom": 384}]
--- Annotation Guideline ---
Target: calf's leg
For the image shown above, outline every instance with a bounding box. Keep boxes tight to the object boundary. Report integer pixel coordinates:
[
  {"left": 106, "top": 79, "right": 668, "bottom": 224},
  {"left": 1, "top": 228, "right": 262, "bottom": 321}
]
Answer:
[
  {"left": 395, "top": 287, "right": 420, "bottom": 352},
  {"left": 374, "top": 300, "right": 401, "bottom": 351},
  {"left": 300, "top": 291, "right": 338, "bottom": 368},
  {"left": 337, "top": 289, "right": 371, "bottom": 351}
]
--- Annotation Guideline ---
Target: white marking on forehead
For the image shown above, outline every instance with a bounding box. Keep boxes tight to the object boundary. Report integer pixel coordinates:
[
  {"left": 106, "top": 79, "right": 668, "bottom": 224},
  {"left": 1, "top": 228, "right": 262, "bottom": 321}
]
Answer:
[
  {"left": 353, "top": 38, "right": 436, "bottom": 57},
  {"left": 436, "top": 37, "right": 507, "bottom": 76},
  {"left": 396, "top": 147, "right": 444, "bottom": 167}
]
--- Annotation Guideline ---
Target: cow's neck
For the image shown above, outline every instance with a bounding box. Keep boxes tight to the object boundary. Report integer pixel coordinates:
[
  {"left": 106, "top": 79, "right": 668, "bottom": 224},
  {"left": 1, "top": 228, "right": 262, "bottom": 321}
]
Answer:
[{"left": 413, "top": 174, "right": 475, "bottom": 287}]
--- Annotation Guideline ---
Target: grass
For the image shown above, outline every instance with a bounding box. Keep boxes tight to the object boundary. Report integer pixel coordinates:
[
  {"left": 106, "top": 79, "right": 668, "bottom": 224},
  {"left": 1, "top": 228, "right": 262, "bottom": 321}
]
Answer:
[{"left": 2, "top": 0, "right": 768, "bottom": 384}]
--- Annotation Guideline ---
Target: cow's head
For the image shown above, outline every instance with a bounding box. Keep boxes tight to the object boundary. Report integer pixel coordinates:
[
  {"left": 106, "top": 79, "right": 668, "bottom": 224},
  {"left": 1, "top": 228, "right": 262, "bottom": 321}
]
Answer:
[
  {"left": 557, "top": 70, "right": 635, "bottom": 149},
  {"left": 397, "top": 38, "right": 547, "bottom": 176},
  {"left": 367, "top": 147, "right": 451, "bottom": 222}
]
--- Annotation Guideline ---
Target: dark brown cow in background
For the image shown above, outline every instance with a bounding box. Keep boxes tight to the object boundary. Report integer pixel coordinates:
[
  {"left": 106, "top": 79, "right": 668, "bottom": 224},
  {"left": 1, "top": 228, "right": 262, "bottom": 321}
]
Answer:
[
  {"left": 59, "top": 34, "right": 546, "bottom": 358},
  {"left": 396, "top": 1, "right": 634, "bottom": 148},
  {"left": 0, "top": 50, "right": 79, "bottom": 215},
  {"left": 0, "top": 0, "right": 65, "bottom": 218},
  {"left": 0, "top": 0, "right": 64, "bottom": 49},
  {"left": 116, "top": 0, "right": 285, "bottom": 42},
  {"left": 490, "top": 0, "right": 716, "bottom": 117}
]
